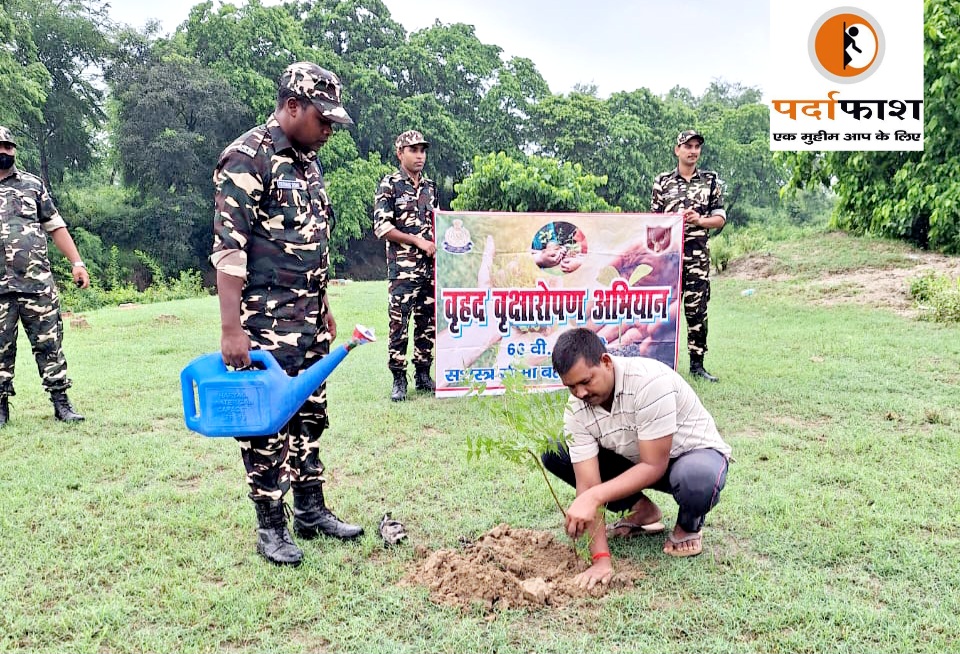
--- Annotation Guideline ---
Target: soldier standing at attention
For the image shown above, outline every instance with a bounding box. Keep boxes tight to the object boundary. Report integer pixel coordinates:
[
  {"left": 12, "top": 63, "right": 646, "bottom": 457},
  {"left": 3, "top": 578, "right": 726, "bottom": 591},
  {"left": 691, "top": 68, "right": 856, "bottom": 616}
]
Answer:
[
  {"left": 651, "top": 130, "right": 726, "bottom": 382},
  {"left": 0, "top": 126, "right": 89, "bottom": 426},
  {"left": 212, "top": 62, "right": 363, "bottom": 567},
  {"left": 372, "top": 130, "right": 438, "bottom": 402}
]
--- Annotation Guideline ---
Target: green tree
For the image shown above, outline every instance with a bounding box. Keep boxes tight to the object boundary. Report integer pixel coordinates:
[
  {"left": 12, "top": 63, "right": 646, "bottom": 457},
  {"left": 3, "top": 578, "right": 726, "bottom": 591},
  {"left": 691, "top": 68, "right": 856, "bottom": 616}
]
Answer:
[
  {"left": 696, "top": 84, "right": 780, "bottom": 223},
  {"left": 477, "top": 56, "right": 550, "bottom": 155},
  {"left": 316, "top": 131, "right": 392, "bottom": 268},
  {"left": 299, "top": 0, "right": 406, "bottom": 157},
  {"left": 0, "top": 1, "right": 49, "bottom": 126},
  {"left": 8, "top": 0, "right": 113, "bottom": 188},
  {"left": 110, "top": 55, "right": 254, "bottom": 271},
  {"left": 529, "top": 90, "right": 612, "bottom": 172},
  {"left": 451, "top": 152, "right": 616, "bottom": 213},
  {"left": 174, "top": 0, "right": 315, "bottom": 121},
  {"left": 603, "top": 88, "right": 696, "bottom": 212}
]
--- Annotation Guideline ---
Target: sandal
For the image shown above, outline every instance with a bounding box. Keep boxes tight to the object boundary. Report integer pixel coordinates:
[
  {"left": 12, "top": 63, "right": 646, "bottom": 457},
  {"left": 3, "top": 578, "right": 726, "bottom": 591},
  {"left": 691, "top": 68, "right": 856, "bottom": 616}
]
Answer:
[
  {"left": 606, "top": 518, "right": 666, "bottom": 538},
  {"left": 663, "top": 531, "right": 702, "bottom": 557}
]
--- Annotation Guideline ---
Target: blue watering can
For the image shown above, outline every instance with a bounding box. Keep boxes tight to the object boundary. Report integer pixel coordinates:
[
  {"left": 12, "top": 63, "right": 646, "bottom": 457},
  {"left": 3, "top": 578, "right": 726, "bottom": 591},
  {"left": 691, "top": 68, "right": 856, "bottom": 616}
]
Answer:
[{"left": 181, "top": 325, "right": 376, "bottom": 437}]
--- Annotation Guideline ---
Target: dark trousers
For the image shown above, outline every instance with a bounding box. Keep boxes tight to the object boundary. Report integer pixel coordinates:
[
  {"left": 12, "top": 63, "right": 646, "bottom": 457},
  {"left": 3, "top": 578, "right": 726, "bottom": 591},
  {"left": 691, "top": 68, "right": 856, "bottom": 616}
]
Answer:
[
  {"left": 683, "top": 238, "right": 711, "bottom": 359},
  {"left": 541, "top": 443, "right": 729, "bottom": 533},
  {"left": 0, "top": 289, "right": 70, "bottom": 395},
  {"left": 387, "top": 276, "right": 436, "bottom": 372}
]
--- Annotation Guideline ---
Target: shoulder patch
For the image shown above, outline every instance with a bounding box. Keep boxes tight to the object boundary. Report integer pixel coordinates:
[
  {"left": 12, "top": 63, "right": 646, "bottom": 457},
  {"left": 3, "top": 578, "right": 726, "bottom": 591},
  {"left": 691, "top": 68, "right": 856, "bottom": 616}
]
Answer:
[
  {"left": 19, "top": 171, "right": 42, "bottom": 186},
  {"left": 236, "top": 126, "right": 267, "bottom": 158}
]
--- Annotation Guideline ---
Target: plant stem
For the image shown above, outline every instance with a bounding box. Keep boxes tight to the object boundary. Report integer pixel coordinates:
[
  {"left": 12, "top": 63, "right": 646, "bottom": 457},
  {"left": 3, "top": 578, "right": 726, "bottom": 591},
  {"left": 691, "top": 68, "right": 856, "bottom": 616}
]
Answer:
[{"left": 528, "top": 449, "right": 566, "bottom": 518}]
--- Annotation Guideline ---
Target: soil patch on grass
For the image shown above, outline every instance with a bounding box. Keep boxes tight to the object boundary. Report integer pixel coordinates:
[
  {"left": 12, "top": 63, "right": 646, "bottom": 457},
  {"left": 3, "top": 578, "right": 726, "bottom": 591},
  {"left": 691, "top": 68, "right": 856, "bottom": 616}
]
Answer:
[
  {"left": 402, "top": 523, "right": 644, "bottom": 611},
  {"left": 726, "top": 250, "right": 960, "bottom": 317}
]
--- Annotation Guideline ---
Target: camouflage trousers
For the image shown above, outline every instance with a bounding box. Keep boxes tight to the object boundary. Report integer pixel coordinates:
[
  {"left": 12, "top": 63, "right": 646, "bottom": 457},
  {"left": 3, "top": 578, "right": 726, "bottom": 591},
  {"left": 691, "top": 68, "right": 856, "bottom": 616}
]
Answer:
[
  {"left": 236, "top": 290, "right": 332, "bottom": 501},
  {"left": 387, "top": 276, "right": 435, "bottom": 372},
  {"left": 682, "top": 238, "right": 711, "bottom": 359},
  {"left": 0, "top": 288, "right": 71, "bottom": 396}
]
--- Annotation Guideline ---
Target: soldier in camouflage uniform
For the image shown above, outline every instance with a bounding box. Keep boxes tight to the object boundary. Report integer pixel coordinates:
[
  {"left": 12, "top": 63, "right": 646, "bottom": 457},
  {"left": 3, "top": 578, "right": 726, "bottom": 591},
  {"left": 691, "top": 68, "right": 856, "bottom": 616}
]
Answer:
[
  {"left": 372, "top": 130, "right": 438, "bottom": 402},
  {"left": 651, "top": 130, "right": 726, "bottom": 382},
  {"left": 212, "top": 62, "right": 363, "bottom": 567},
  {"left": 0, "top": 126, "right": 89, "bottom": 427}
]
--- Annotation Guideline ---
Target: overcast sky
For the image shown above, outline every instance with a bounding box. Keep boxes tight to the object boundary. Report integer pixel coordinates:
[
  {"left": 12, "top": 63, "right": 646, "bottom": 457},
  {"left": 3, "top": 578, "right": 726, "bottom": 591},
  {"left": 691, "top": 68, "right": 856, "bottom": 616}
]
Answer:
[{"left": 106, "top": 0, "right": 770, "bottom": 97}]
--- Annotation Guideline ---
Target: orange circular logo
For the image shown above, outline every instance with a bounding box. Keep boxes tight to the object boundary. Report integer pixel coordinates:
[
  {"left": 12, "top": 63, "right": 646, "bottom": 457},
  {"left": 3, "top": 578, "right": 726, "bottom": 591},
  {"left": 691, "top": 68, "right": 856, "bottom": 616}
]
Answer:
[{"left": 809, "top": 7, "right": 884, "bottom": 83}]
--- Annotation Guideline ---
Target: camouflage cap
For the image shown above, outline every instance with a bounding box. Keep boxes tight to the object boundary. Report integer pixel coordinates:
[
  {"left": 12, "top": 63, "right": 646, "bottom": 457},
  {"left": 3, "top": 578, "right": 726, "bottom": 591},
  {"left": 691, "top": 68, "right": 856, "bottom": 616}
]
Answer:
[
  {"left": 676, "top": 130, "right": 704, "bottom": 146},
  {"left": 395, "top": 130, "right": 430, "bottom": 150},
  {"left": 0, "top": 126, "right": 16, "bottom": 146},
  {"left": 279, "top": 62, "right": 353, "bottom": 125}
]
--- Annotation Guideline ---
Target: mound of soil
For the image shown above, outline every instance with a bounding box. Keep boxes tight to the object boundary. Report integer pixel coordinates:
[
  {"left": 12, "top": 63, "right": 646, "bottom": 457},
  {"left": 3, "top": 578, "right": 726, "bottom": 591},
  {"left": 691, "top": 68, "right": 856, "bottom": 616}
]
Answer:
[{"left": 403, "top": 523, "right": 644, "bottom": 611}]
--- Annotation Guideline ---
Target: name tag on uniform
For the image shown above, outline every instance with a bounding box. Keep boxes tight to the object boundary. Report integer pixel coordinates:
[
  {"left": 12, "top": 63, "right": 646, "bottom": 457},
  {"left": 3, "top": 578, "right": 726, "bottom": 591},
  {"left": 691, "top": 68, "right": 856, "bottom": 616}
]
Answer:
[{"left": 276, "top": 179, "right": 307, "bottom": 190}]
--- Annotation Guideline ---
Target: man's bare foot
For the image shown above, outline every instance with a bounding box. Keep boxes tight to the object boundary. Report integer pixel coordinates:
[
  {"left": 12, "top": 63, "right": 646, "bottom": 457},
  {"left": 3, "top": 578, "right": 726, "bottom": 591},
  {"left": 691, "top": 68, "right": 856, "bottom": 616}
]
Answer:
[{"left": 663, "top": 525, "right": 702, "bottom": 557}]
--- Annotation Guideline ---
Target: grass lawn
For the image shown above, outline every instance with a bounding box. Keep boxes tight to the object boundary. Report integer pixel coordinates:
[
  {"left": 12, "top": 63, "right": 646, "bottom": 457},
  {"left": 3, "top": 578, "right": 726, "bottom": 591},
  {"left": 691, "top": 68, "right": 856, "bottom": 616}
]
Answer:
[{"left": 0, "top": 232, "right": 958, "bottom": 653}]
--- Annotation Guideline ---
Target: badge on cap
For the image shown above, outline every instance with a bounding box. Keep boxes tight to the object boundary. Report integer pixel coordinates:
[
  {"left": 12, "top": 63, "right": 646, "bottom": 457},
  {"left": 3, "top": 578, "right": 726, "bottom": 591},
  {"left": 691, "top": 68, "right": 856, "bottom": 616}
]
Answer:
[{"left": 676, "top": 130, "right": 704, "bottom": 146}]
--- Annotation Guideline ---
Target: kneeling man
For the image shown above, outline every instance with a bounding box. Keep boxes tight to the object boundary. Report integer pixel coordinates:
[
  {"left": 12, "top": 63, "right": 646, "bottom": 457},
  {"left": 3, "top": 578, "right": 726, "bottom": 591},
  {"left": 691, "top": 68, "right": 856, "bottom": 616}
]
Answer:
[{"left": 543, "top": 328, "right": 731, "bottom": 588}]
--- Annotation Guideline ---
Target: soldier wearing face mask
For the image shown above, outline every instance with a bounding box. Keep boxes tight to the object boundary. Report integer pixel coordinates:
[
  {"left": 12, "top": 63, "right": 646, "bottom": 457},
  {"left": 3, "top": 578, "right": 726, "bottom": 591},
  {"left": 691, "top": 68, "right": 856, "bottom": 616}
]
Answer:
[{"left": 0, "top": 126, "right": 90, "bottom": 426}]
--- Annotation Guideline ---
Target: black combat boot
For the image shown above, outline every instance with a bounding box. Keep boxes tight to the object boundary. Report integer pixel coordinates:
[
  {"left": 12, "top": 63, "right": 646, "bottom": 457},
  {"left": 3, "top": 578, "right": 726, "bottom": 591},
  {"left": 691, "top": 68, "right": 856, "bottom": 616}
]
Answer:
[
  {"left": 689, "top": 356, "right": 719, "bottom": 383},
  {"left": 0, "top": 396, "right": 9, "bottom": 428},
  {"left": 51, "top": 391, "right": 85, "bottom": 421},
  {"left": 253, "top": 499, "right": 303, "bottom": 566},
  {"left": 414, "top": 364, "right": 435, "bottom": 392},
  {"left": 292, "top": 484, "right": 364, "bottom": 541},
  {"left": 390, "top": 370, "right": 407, "bottom": 402}
]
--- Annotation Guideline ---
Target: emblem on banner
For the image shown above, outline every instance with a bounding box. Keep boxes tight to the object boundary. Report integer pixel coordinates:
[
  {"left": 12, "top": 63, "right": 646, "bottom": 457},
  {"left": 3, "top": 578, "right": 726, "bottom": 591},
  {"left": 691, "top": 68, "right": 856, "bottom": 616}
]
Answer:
[
  {"left": 646, "top": 225, "right": 673, "bottom": 254},
  {"left": 442, "top": 219, "right": 473, "bottom": 254}
]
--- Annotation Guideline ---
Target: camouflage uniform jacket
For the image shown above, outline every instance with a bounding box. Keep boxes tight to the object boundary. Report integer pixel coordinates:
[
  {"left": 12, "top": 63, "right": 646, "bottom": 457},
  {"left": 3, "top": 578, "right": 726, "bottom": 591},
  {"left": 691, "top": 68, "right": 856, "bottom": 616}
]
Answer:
[
  {"left": 372, "top": 169, "right": 438, "bottom": 281},
  {"left": 213, "top": 116, "right": 334, "bottom": 327},
  {"left": 650, "top": 167, "right": 725, "bottom": 242},
  {"left": 0, "top": 167, "right": 69, "bottom": 294}
]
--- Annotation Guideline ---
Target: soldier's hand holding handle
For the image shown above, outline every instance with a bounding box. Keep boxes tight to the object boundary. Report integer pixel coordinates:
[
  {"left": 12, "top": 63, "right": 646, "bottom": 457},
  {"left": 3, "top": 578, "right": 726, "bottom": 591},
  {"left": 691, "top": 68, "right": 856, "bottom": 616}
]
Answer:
[{"left": 220, "top": 326, "right": 252, "bottom": 368}]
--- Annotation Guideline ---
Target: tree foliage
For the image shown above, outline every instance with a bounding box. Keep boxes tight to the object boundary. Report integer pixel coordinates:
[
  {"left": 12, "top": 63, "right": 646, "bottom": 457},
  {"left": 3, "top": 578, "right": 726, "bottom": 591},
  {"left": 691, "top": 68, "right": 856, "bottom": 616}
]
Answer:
[
  {"left": 1, "top": 0, "right": 805, "bottom": 289},
  {"left": 316, "top": 131, "right": 393, "bottom": 269},
  {"left": 0, "top": 1, "right": 49, "bottom": 126},
  {"left": 451, "top": 152, "right": 615, "bottom": 213},
  {"left": 6, "top": 0, "right": 113, "bottom": 187},
  {"left": 529, "top": 82, "right": 781, "bottom": 219},
  {"left": 109, "top": 56, "right": 254, "bottom": 270}
]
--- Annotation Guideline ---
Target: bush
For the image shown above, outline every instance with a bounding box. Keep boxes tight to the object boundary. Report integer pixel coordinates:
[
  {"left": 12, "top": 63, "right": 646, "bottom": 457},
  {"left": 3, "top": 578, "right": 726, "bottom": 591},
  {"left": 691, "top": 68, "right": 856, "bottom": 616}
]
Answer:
[
  {"left": 909, "top": 271, "right": 960, "bottom": 323},
  {"left": 711, "top": 225, "right": 771, "bottom": 273}
]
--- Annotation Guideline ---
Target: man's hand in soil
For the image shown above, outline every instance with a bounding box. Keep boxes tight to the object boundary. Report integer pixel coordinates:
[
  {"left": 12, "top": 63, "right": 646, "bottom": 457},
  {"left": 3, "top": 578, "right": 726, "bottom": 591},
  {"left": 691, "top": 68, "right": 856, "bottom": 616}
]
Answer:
[{"left": 573, "top": 559, "right": 613, "bottom": 590}]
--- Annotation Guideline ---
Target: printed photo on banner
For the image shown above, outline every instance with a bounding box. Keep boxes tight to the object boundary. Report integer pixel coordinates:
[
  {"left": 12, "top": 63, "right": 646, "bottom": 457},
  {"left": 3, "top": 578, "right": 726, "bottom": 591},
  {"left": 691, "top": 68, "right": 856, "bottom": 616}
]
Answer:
[
  {"left": 435, "top": 211, "right": 683, "bottom": 397},
  {"left": 768, "top": 1, "right": 924, "bottom": 151}
]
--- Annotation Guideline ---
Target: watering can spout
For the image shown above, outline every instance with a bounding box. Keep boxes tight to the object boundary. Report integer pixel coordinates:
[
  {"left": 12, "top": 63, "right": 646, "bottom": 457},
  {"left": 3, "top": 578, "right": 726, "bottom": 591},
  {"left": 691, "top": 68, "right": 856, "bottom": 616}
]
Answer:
[
  {"left": 181, "top": 325, "right": 376, "bottom": 438},
  {"left": 286, "top": 324, "right": 377, "bottom": 404}
]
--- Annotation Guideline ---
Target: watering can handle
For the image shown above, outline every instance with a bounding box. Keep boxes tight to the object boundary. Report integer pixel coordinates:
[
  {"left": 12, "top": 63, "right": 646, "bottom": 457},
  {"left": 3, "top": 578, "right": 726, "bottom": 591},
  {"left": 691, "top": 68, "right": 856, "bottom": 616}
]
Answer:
[
  {"left": 182, "top": 372, "right": 199, "bottom": 430},
  {"left": 248, "top": 349, "right": 281, "bottom": 371},
  {"left": 181, "top": 352, "right": 230, "bottom": 431}
]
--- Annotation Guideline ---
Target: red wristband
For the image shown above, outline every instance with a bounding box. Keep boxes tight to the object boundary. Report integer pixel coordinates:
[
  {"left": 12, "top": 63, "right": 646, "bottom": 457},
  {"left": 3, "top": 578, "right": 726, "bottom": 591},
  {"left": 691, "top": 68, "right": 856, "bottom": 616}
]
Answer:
[{"left": 591, "top": 551, "right": 611, "bottom": 561}]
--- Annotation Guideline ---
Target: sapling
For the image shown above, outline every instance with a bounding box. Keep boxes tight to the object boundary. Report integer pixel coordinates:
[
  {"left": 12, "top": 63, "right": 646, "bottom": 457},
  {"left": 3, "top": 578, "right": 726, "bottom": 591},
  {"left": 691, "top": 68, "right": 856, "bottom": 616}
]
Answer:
[{"left": 465, "top": 369, "right": 595, "bottom": 559}]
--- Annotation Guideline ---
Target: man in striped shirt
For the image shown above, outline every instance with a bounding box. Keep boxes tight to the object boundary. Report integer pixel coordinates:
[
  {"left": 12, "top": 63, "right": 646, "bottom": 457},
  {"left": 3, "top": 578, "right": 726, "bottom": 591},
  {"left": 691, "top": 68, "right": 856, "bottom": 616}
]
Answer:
[{"left": 542, "top": 328, "right": 731, "bottom": 589}]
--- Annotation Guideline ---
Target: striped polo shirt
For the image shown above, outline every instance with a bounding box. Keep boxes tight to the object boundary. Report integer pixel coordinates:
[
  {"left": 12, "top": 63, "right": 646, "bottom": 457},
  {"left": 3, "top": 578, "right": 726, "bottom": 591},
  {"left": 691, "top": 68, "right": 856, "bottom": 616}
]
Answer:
[{"left": 564, "top": 355, "right": 731, "bottom": 464}]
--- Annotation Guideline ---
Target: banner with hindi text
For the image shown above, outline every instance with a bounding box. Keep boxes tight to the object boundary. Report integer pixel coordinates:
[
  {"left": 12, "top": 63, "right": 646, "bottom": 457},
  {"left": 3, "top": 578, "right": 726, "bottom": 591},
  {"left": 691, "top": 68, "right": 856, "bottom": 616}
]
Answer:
[{"left": 435, "top": 211, "right": 683, "bottom": 397}]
